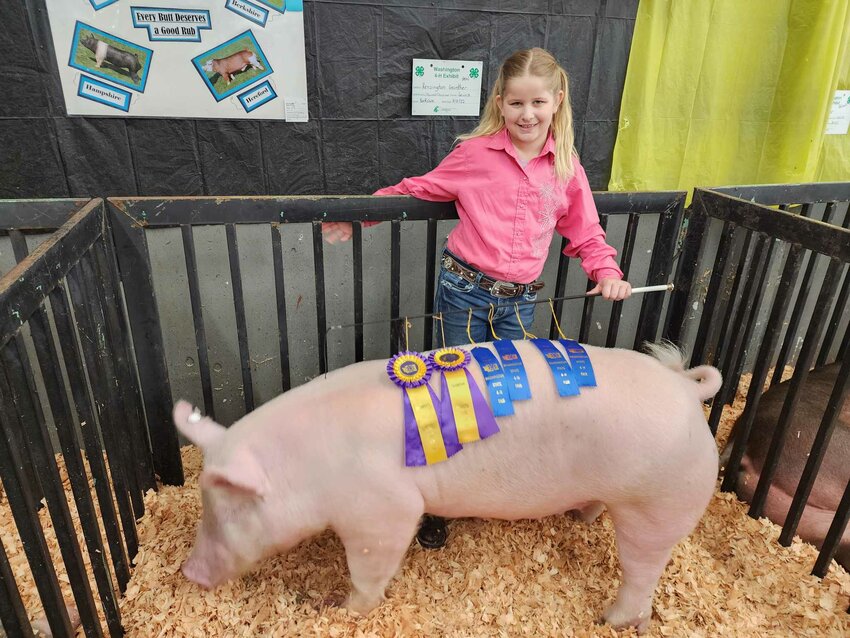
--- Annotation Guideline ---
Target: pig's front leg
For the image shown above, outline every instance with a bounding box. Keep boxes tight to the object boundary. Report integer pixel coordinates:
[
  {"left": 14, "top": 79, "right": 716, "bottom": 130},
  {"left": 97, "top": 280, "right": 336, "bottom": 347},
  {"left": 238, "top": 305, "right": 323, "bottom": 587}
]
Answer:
[{"left": 335, "top": 497, "right": 423, "bottom": 615}]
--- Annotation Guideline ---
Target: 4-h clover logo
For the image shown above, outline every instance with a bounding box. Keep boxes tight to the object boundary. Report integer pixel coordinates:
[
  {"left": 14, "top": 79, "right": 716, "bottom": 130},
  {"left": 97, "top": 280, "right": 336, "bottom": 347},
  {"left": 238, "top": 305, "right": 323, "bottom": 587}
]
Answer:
[
  {"left": 415, "top": 66, "right": 424, "bottom": 77},
  {"left": 469, "top": 68, "right": 479, "bottom": 79}
]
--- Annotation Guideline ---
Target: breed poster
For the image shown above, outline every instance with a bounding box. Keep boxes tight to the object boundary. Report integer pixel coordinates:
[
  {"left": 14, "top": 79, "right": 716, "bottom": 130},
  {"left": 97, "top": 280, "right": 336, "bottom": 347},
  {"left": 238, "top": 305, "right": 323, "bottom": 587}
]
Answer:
[{"left": 46, "top": 0, "right": 307, "bottom": 120}]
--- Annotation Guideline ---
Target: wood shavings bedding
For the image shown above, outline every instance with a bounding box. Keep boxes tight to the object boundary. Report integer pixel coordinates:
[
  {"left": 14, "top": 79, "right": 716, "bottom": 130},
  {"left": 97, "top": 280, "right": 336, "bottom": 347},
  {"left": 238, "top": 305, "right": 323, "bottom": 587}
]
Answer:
[{"left": 1, "top": 374, "right": 848, "bottom": 636}]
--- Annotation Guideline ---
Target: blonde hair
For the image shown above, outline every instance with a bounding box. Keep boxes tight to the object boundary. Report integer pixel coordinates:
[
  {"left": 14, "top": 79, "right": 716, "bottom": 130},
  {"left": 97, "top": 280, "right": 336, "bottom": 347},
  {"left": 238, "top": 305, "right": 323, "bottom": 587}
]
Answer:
[{"left": 458, "top": 48, "right": 576, "bottom": 181}]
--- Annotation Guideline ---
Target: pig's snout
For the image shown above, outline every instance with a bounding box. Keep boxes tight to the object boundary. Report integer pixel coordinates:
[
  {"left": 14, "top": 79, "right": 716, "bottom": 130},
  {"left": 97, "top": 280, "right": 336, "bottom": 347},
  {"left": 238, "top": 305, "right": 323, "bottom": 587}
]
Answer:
[{"left": 181, "top": 557, "right": 216, "bottom": 589}]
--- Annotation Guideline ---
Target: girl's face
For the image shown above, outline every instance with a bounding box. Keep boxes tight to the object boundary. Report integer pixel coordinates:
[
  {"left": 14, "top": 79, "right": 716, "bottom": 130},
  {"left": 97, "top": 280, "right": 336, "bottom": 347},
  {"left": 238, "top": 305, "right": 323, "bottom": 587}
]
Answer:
[{"left": 496, "top": 74, "right": 564, "bottom": 155}]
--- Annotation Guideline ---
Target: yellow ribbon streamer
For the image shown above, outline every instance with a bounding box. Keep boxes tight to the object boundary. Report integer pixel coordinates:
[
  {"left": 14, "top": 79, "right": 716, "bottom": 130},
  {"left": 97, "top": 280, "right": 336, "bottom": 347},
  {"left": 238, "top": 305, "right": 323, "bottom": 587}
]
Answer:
[
  {"left": 406, "top": 385, "right": 447, "bottom": 464},
  {"left": 444, "top": 369, "right": 478, "bottom": 443}
]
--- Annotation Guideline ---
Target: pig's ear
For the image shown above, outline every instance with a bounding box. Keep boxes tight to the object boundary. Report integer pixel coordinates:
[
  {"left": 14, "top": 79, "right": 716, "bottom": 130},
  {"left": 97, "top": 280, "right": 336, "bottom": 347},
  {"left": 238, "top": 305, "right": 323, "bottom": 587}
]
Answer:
[
  {"left": 173, "top": 400, "right": 225, "bottom": 450},
  {"left": 200, "top": 452, "right": 269, "bottom": 498}
]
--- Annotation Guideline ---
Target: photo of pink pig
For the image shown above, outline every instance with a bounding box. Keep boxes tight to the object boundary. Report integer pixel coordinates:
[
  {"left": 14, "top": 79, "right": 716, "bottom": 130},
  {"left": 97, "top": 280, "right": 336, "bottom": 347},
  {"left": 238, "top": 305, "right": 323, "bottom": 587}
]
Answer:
[{"left": 173, "top": 340, "right": 721, "bottom": 634}]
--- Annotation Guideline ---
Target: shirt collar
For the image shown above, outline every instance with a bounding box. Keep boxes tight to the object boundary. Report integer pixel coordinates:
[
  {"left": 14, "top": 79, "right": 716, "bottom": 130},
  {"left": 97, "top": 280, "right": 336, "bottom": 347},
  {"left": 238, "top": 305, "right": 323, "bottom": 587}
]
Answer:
[{"left": 486, "top": 127, "right": 556, "bottom": 158}]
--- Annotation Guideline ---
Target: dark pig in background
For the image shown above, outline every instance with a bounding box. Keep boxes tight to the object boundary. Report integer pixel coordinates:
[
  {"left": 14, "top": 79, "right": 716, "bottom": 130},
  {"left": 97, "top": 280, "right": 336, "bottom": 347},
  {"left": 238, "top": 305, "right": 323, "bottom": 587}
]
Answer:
[
  {"left": 730, "top": 362, "right": 850, "bottom": 568},
  {"left": 80, "top": 35, "right": 142, "bottom": 83}
]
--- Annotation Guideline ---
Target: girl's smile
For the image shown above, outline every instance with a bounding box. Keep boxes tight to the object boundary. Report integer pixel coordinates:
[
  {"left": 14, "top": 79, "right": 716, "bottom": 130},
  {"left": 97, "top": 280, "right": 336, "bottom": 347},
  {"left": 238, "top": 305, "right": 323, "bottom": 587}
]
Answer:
[{"left": 496, "top": 74, "right": 563, "bottom": 160}]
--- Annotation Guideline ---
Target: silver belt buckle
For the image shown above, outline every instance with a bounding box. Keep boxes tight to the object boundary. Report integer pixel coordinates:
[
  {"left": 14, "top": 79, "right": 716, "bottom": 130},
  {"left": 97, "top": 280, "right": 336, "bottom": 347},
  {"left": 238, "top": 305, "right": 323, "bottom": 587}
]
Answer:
[{"left": 491, "top": 280, "right": 513, "bottom": 297}]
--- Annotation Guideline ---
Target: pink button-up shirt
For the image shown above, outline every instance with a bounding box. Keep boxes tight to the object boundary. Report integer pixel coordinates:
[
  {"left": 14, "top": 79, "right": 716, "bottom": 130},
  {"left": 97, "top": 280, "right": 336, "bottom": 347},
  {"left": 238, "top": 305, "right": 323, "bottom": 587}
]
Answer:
[{"left": 373, "top": 128, "right": 623, "bottom": 284}]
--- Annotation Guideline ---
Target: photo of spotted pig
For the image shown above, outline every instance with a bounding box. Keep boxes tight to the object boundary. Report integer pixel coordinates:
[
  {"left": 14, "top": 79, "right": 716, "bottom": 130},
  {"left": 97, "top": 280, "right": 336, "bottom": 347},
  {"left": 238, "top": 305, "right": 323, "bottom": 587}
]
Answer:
[
  {"left": 202, "top": 49, "right": 264, "bottom": 86},
  {"left": 79, "top": 35, "right": 142, "bottom": 83}
]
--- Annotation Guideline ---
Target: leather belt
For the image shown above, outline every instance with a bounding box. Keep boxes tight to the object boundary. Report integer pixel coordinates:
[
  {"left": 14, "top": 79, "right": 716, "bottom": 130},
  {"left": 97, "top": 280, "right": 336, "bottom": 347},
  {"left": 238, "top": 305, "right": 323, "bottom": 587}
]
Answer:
[{"left": 441, "top": 252, "right": 544, "bottom": 298}]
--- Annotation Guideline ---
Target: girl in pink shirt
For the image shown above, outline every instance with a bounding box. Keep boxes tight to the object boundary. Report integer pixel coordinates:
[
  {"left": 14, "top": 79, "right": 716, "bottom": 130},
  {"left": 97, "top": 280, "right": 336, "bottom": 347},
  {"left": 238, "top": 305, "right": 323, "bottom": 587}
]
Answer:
[
  {"left": 325, "top": 48, "right": 631, "bottom": 348},
  {"left": 326, "top": 48, "right": 631, "bottom": 548}
]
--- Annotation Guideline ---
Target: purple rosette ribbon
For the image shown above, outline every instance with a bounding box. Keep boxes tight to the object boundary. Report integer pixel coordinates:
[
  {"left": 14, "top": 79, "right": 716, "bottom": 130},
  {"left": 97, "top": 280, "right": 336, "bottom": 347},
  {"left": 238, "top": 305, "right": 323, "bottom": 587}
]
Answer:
[{"left": 387, "top": 351, "right": 462, "bottom": 466}]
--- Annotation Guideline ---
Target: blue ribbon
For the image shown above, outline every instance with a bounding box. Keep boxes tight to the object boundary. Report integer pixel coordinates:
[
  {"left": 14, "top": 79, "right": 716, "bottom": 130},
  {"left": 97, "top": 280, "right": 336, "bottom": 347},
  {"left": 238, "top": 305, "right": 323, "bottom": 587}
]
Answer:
[
  {"left": 471, "top": 347, "right": 515, "bottom": 416},
  {"left": 558, "top": 339, "right": 597, "bottom": 387},
  {"left": 492, "top": 340, "right": 532, "bottom": 401},
  {"left": 530, "top": 339, "right": 580, "bottom": 397}
]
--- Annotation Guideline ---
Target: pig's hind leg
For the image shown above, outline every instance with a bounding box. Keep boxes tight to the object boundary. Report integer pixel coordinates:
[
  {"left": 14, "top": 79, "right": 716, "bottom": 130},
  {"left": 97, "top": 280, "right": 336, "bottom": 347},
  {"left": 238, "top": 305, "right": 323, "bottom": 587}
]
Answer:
[
  {"left": 336, "top": 495, "right": 424, "bottom": 615},
  {"left": 603, "top": 497, "right": 709, "bottom": 634}
]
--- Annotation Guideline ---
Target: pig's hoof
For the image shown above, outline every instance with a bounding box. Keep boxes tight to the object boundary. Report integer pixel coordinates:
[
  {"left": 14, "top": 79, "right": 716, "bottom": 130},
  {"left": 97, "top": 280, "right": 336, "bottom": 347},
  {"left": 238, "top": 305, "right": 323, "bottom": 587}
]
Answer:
[
  {"left": 416, "top": 515, "right": 448, "bottom": 549},
  {"left": 600, "top": 606, "right": 652, "bottom": 635}
]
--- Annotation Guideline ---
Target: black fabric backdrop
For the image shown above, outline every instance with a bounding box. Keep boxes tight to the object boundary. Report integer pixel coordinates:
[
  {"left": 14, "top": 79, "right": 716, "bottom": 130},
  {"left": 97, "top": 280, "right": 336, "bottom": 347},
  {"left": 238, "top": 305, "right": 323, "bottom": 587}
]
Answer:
[{"left": 0, "top": 0, "right": 638, "bottom": 198}]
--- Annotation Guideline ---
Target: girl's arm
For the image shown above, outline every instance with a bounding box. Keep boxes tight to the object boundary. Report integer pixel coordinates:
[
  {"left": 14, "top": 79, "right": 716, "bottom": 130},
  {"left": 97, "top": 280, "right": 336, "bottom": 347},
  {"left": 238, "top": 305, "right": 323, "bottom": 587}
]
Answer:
[
  {"left": 372, "top": 142, "right": 467, "bottom": 200},
  {"left": 554, "top": 159, "right": 624, "bottom": 283},
  {"left": 324, "top": 144, "right": 467, "bottom": 242}
]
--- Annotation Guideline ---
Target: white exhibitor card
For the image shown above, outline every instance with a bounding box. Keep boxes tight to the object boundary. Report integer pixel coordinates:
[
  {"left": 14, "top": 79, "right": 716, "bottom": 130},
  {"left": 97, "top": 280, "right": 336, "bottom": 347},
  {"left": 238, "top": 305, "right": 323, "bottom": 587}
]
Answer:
[
  {"left": 411, "top": 58, "right": 483, "bottom": 117},
  {"left": 825, "top": 90, "right": 850, "bottom": 135}
]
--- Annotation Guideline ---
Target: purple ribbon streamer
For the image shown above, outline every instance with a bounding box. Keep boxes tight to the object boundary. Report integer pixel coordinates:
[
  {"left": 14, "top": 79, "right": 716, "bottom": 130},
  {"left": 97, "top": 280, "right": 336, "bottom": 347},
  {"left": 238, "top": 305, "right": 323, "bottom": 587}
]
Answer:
[
  {"left": 438, "top": 369, "right": 500, "bottom": 442},
  {"left": 403, "top": 384, "right": 462, "bottom": 467}
]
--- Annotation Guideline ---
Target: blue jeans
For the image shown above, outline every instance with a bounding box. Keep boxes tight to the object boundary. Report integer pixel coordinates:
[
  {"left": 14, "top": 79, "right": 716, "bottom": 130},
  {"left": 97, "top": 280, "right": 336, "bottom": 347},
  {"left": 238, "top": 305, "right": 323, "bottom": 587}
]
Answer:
[{"left": 433, "top": 264, "right": 538, "bottom": 347}]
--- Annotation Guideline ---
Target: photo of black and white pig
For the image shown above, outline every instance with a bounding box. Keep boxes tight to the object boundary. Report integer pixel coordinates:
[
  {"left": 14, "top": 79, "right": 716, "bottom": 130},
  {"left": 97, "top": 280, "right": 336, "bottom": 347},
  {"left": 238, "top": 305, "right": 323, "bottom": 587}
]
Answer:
[
  {"left": 80, "top": 34, "right": 142, "bottom": 83},
  {"left": 173, "top": 340, "right": 722, "bottom": 634}
]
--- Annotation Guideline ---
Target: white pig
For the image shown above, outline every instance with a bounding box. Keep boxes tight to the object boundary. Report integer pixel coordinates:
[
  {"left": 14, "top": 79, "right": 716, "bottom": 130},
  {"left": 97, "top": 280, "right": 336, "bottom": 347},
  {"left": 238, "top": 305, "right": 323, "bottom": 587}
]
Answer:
[{"left": 175, "top": 340, "right": 720, "bottom": 634}]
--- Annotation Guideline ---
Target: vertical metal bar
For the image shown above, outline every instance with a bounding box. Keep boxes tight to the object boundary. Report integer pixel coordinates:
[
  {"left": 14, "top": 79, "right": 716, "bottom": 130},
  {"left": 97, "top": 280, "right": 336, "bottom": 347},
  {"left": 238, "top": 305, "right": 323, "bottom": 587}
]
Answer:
[
  {"left": 311, "top": 222, "right": 327, "bottom": 374},
  {"left": 812, "top": 475, "right": 850, "bottom": 578},
  {"left": 352, "top": 222, "right": 364, "bottom": 362},
  {"left": 817, "top": 264, "right": 849, "bottom": 367},
  {"left": 816, "top": 205, "right": 850, "bottom": 366},
  {"left": 728, "top": 236, "right": 777, "bottom": 399},
  {"left": 6, "top": 230, "right": 44, "bottom": 506},
  {"left": 1, "top": 340, "right": 101, "bottom": 636},
  {"left": 664, "top": 207, "right": 709, "bottom": 346},
  {"left": 67, "top": 261, "right": 140, "bottom": 567},
  {"left": 0, "top": 370, "right": 72, "bottom": 638},
  {"left": 271, "top": 225, "right": 291, "bottom": 392},
  {"left": 779, "top": 349, "right": 850, "bottom": 548},
  {"left": 8, "top": 230, "right": 29, "bottom": 263},
  {"left": 691, "top": 223, "right": 745, "bottom": 367},
  {"left": 424, "top": 219, "right": 437, "bottom": 350},
  {"left": 28, "top": 305, "right": 117, "bottom": 637},
  {"left": 633, "top": 202, "right": 683, "bottom": 349},
  {"left": 108, "top": 202, "right": 183, "bottom": 486},
  {"left": 579, "top": 216, "right": 606, "bottom": 343},
  {"left": 75, "top": 251, "right": 144, "bottom": 517},
  {"left": 548, "top": 239, "right": 570, "bottom": 340},
  {"left": 0, "top": 535, "right": 34, "bottom": 638},
  {"left": 225, "top": 224, "right": 253, "bottom": 413},
  {"left": 707, "top": 234, "right": 770, "bottom": 433},
  {"left": 390, "top": 220, "right": 402, "bottom": 354},
  {"left": 749, "top": 258, "right": 844, "bottom": 518},
  {"left": 605, "top": 212, "right": 638, "bottom": 347},
  {"left": 50, "top": 281, "right": 131, "bottom": 593},
  {"left": 771, "top": 248, "right": 821, "bottom": 387},
  {"left": 182, "top": 225, "right": 215, "bottom": 419},
  {"left": 721, "top": 244, "right": 805, "bottom": 493},
  {"left": 93, "top": 234, "right": 156, "bottom": 495}
]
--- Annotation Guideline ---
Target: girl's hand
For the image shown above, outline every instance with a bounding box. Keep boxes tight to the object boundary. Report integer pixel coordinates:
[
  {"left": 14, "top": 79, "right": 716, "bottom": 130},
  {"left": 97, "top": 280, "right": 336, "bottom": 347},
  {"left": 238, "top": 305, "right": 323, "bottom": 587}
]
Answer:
[
  {"left": 322, "top": 221, "right": 353, "bottom": 244},
  {"left": 589, "top": 278, "right": 632, "bottom": 301}
]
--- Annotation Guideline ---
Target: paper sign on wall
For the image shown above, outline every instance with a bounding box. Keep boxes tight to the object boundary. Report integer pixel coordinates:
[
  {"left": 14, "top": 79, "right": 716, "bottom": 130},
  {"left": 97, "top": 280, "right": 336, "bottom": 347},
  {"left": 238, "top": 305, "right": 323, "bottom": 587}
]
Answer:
[
  {"left": 45, "top": 1, "right": 308, "bottom": 120},
  {"left": 411, "top": 58, "right": 483, "bottom": 117},
  {"left": 826, "top": 90, "right": 850, "bottom": 135}
]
